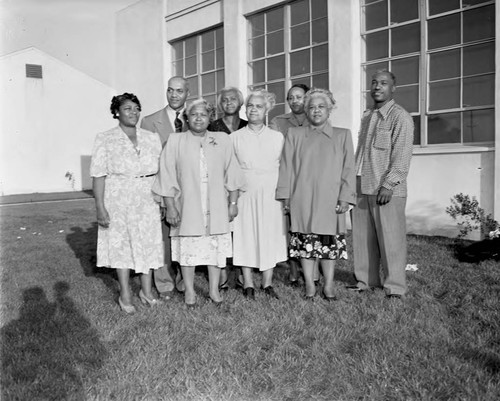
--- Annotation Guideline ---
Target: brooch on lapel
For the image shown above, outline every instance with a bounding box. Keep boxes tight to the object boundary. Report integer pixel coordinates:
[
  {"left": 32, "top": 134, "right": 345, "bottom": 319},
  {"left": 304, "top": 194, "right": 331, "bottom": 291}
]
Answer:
[{"left": 208, "top": 136, "right": 218, "bottom": 146}]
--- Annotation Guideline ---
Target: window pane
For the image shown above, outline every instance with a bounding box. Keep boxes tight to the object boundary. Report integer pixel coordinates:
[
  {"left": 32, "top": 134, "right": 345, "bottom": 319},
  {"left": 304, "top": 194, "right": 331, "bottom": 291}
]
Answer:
[
  {"left": 413, "top": 116, "right": 421, "bottom": 145},
  {"left": 292, "top": 76, "right": 311, "bottom": 88},
  {"left": 202, "top": 51, "right": 215, "bottom": 72},
  {"left": 428, "top": 0, "right": 459, "bottom": 16},
  {"left": 173, "top": 60, "right": 183, "bottom": 76},
  {"left": 428, "top": 14, "right": 460, "bottom": 49},
  {"left": 267, "top": 81, "right": 285, "bottom": 104},
  {"left": 312, "top": 73, "right": 328, "bottom": 90},
  {"left": 267, "top": 30, "right": 284, "bottom": 55},
  {"left": 365, "top": 0, "right": 388, "bottom": 30},
  {"left": 185, "top": 55, "right": 197, "bottom": 76},
  {"left": 266, "top": 7, "right": 283, "bottom": 32},
  {"left": 463, "top": 74, "right": 495, "bottom": 107},
  {"left": 267, "top": 55, "right": 285, "bottom": 81},
  {"left": 291, "top": 0, "right": 309, "bottom": 26},
  {"left": 393, "top": 84, "right": 419, "bottom": 113},
  {"left": 429, "top": 49, "right": 460, "bottom": 80},
  {"left": 312, "top": 44, "right": 328, "bottom": 72},
  {"left": 463, "top": 5, "right": 495, "bottom": 43},
  {"left": 463, "top": 109, "right": 494, "bottom": 143},
  {"left": 268, "top": 103, "right": 285, "bottom": 122},
  {"left": 249, "top": 14, "right": 265, "bottom": 37},
  {"left": 365, "top": 31, "right": 389, "bottom": 61},
  {"left": 312, "top": 0, "right": 328, "bottom": 20},
  {"left": 187, "top": 76, "right": 198, "bottom": 97},
  {"left": 390, "top": 0, "right": 418, "bottom": 23},
  {"left": 250, "top": 60, "right": 265, "bottom": 83},
  {"left": 172, "top": 42, "right": 183, "bottom": 60},
  {"left": 291, "top": 22, "right": 310, "bottom": 50},
  {"left": 202, "top": 31, "right": 214, "bottom": 52},
  {"left": 429, "top": 79, "right": 460, "bottom": 111},
  {"left": 215, "top": 28, "right": 223, "bottom": 48},
  {"left": 365, "top": 61, "right": 389, "bottom": 89},
  {"left": 290, "top": 49, "right": 310, "bottom": 76},
  {"left": 391, "top": 23, "right": 420, "bottom": 56},
  {"left": 202, "top": 72, "right": 216, "bottom": 94},
  {"left": 249, "top": 36, "right": 265, "bottom": 60},
  {"left": 392, "top": 56, "right": 419, "bottom": 85},
  {"left": 185, "top": 37, "right": 197, "bottom": 57},
  {"left": 312, "top": 18, "right": 328, "bottom": 44},
  {"left": 205, "top": 94, "right": 216, "bottom": 110},
  {"left": 216, "top": 70, "right": 225, "bottom": 92},
  {"left": 463, "top": 42, "right": 495, "bottom": 76},
  {"left": 428, "top": 112, "right": 461, "bottom": 144},
  {"left": 216, "top": 48, "right": 224, "bottom": 68}
]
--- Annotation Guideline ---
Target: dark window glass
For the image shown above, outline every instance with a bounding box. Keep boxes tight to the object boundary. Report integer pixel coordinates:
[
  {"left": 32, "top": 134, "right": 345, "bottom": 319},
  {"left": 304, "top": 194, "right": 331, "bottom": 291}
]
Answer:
[
  {"left": 463, "top": 109, "right": 494, "bottom": 143},
  {"left": 390, "top": 0, "right": 418, "bottom": 23},
  {"left": 267, "top": 8, "right": 284, "bottom": 32},
  {"left": 185, "top": 37, "right": 197, "bottom": 57},
  {"left": 365, "top": 0, "right": 388, "bottom": 30},
  {"left": 392, "top": 56, "right": 419, "bottom": 85},
  {"left": 391, "top": 22, "right": 420, "bottom": 56},
  {"left": 202, "top": 31, "right": 214, "bottom": 52},
  {"left": 394, "top": 84, "right": 419, "bottom": 113},
  {"left": 249, "top": 36, "right": 265, "bottom": 59},
  {"left": 268, "top": 81, "right": 285, "bottom": 104},
  {"left": 202, "top": 72, "right": 216, "bottom": 93},
  {"left": 463, "top": 5, "right": 495, "bottom": 43},
  {"left": 187, "top": 76, "right": 198, "bottom": 97},
  {"left": 365, "top": 31, "right": 389, "bottom": 60},
  {"left": 251, "top": 60, "right": 265, "bottom": 83},
  {"left": 312, "top": 18, "right": 328, "bottom": 44},
  {"left": 250, "top": 14, "right": 265, "bottom": 37},
  {"left": 216, "top": 70, "right": 225, "bottom": 91},
  {"left": 428, "top": 0, "right": 460, "bottom": 16},
  {"left": 463, "top": 74, "right": 495, "bottom": 107},
  {"left": 463, "top": 42, "right": 495, "bottom": 76},
  {"left": 429, "top": 49, "right": 460, "bottom": 80},
  {"left": 215, "top": 28, "right": 224, "bottom": 47},
  {"left": 291, "top": 76, "right": 310, "bottom": 88},
  {"left": 428, "top": 112, "right": 461, "bottom": 144},
  {"left": 290, "top": 49, "right": 310, "bottom": 76},
  {"left": 412, "top": 116, "right": 421, "bottom": 145},
  {"left": 216, "top": 48, "right": 224, "bottom": 68},
  {"left": 185, "top": 55, "right": 197, "bottom": 76},
  {"left": 173, "top": 60, "right": 183, "bottom": 76},
  {"left": 428, "top": 14, "right": 460, "bottom": 49},
  {"left": 291, "top": 22, "right": 310, "bottom": 49},
  {"left": 172, "top": 42, "right": 183, "bottom": 60},
  {"left": 291, "top": 0, "right": 309, "bottom": 25},
  {"left": 268, "top": 103, "right": 285, "bottom": 121},
  {"left": 267, "top": 30, "right": 284, "bottom": 55},
  {"left": 312, "top": 73, "right": 328, "bottom": 89},
  {"left": 312, "top": 44, "right": 328, "bottom": 72},
  {"left": 202, "top": 52, "right": 215, "bottom": 72},
  {"left": 267, "top": 55, "right": 285, "bottom": 81},
  {"left": 311, "top": 0, "right": 328, "bottom": 20},
  {"left": 429, "top": 79, "right": 460, "bottom": 111}
]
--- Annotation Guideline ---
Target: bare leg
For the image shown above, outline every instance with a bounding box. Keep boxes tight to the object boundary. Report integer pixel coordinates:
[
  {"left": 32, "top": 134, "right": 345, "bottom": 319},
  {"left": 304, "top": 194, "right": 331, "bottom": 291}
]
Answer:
[
  {"left": 262, "top": 268, "right": 274, "bottom": 288},
  {"left": 320, "top": 259, "right": 336, "bottom": 297},
  {"left": 140, "top": 270, "right": 155, "bottom": 299},
  {"left": 207, "top": 265, "right": 222, "bottom": 302},
  {"left": 313, "top": 258, "right": 320, "bottom": 282},
  {"left": 181, "top": 265, "right": 196, "bottom": 305},
  {"left": 301, "top": 258, "right": 316, "bottom": 297},
  {"left": 117, "top": 269, "right": 132, "bottom": 304},
  {"left": 242, "top": 267, "right": 254, "bottom": 289},
  {"left": 289, "top": 258, "right": 300, "bottom": 282},
  {"left": 219, "top": 267, "right": 228, "bottom": 288}
]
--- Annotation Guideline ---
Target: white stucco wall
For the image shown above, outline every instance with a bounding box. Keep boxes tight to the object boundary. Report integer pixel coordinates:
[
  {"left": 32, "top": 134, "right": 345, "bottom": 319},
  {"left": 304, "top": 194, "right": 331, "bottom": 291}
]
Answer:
[{"left": 0, "top": 48, "right": 114, "bottom": 195}]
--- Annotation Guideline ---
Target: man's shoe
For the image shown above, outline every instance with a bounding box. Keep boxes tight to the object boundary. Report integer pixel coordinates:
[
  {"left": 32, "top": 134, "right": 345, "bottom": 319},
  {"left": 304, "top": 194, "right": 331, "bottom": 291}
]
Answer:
[
  {"left": 386, "top": 294, "right": 402, "bottom": 300},
  {"left": 158, "top": 291, "right": 174, "bottom": 300},
  {"left": 263, "top": 286, "right": 279, "bottom": 299},
  {"left": 346, "top": 285, "right": 366, "bottom": 293},
  {"left": 244, "top": 287, "right": 255, "bottom": 300}
]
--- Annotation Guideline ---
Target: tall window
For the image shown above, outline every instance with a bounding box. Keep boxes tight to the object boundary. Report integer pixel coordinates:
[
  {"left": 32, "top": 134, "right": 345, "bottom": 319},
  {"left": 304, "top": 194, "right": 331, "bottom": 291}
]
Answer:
[
  {"left": 171, "top": 26, "right": 225, "bottom": 108},
  {"left": 248, "top": 0, "right": 329, "bottom": 120},
  {"left": 361, "top": 0, "right": 495, "bottom": 146}
]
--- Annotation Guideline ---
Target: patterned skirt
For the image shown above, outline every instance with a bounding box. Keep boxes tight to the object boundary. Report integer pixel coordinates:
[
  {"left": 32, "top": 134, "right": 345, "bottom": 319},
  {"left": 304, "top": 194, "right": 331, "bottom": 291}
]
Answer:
[{"left": 289, "top": 232, "right": 347, "bottom": 260}]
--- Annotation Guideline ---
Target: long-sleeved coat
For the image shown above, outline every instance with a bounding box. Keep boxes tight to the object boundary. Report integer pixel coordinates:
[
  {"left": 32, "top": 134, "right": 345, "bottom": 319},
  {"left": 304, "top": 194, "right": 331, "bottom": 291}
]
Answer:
[
  {"left": 276, "top": 124, "right": 356, "bottom": 235},
  {"left": 152, "top": 130, "right": 245, "bottom": 236}
]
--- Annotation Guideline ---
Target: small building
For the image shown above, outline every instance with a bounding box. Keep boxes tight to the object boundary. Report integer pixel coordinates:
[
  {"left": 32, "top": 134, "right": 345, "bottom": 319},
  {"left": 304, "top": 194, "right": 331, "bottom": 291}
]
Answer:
[
  {"left": 0, "top": 47, "right": 115, "bottom": 195},
  {"left": 116, "top": 0, "right": 499, "bottom": 238}
]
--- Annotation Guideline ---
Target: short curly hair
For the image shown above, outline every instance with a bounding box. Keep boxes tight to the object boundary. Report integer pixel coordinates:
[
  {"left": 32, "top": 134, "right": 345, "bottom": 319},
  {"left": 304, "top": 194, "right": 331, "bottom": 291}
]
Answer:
[
  {"left": 110, "top": 93, "right": 141, "bottom": 119},
  {"left": 245, "top": 89, "right": 276, "bottom": 112},
  {"left": 185, "top": 98, "right": 216, "bottom": 122},
  {"left": 304, "top": 88, "right": 336, "bottom": 112}
]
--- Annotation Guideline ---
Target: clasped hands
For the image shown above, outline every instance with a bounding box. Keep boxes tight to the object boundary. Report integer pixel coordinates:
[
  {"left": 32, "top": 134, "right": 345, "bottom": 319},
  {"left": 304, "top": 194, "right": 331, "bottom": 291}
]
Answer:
[
  {"left": 161, "top": 204, "right": 238, "bottom": 227},
  {"left": 281, "top": 200, "right": 350, "bottom": 214}
]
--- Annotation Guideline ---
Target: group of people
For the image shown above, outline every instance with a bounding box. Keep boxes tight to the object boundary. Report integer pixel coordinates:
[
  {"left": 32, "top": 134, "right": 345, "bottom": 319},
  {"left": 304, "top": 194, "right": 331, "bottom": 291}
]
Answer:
[{"left": 90, "top": 70, "right": 414, "bottom": 313}]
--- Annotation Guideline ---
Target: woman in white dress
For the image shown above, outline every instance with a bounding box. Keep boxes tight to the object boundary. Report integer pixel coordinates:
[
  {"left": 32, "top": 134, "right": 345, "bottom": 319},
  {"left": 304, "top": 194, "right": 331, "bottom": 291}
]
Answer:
[
  {"left": 90, "top": 93, "right": 164, "bottom": 314},
  {"left": 152, "top": 99, "right": 245, "bottom": 307},
  {"left": 232, "top": 89, "right": 288, "bottom": 300}
]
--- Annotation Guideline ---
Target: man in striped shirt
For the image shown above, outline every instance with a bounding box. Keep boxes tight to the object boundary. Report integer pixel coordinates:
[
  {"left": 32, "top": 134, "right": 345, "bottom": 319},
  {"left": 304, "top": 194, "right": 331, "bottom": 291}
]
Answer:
[{"left": 348, "top": 70, "right": 414, "bottom": 299}]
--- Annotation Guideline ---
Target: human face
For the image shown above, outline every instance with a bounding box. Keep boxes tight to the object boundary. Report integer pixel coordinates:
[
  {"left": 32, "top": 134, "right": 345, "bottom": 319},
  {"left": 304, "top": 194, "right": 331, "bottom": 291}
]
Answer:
[
  {"left": 371, "top": 72, "right": 395, "bottom": 108},
  {"left": 246, "top": 96, "right": 267, "bottom": 124},
  {"left": 187, "top": 104, "right": 210, "bottom": 134},
  {"left": 306, "top": 95, "right": 330, "bottom": 127},
  {"left": 287, "top": 87, "right": 306, "bottom": 115},
  {"left": 220, "top": 91, "right": 241, "bottom": 116},
  {"left": 167, "top": 78, "right": 189, "bottom": 111},
  {"left": 117, "top": 100, "right": 140, "bottom": 128}
]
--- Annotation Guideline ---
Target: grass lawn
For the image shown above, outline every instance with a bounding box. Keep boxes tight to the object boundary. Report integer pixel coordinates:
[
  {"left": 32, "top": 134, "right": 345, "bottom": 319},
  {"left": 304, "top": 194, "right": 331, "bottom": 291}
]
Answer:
[{"left": 1, "top": 199, "right": 499, "bottom": 400}]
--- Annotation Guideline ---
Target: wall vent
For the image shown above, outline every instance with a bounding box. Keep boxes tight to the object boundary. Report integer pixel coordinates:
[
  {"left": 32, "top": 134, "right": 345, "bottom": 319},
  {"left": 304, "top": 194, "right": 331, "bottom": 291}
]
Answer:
[{"left": 26, "top": 64, "right": 43, "bottom": 79}]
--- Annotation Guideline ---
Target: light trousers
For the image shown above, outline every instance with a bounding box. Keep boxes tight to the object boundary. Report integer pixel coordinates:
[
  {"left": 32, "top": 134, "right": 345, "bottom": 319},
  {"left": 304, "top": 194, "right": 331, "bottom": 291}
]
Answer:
[
  {"left": 352, "top": 179, "right": 408, "bottom": 295},
  {"left": 154, "top": 220, "right": 181, "bottom": 293}
]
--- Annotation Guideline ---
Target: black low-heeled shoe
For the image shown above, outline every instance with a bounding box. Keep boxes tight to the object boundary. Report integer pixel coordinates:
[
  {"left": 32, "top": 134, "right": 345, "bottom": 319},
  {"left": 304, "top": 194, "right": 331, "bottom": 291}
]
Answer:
[
  {"left": 219, "top": 279, "right": 229, "bottom": 292},
  {"left": 321, "top": 290, "right": 337, "bottom": 302},
  {"left": 235, "top": 277, "right": 244, "bottom": 290},
  {"left": 243, "top": 287, "right": 255, "bottom": 300},
  {"left": 263, "top": 286, "right": 279, "bottom": 299}
]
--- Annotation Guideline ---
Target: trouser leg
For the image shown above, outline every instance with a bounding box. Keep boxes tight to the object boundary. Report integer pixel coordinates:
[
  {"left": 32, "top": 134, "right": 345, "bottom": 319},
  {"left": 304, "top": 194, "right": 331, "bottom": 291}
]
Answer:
[{"left": 154, "top": 220, "right": 176, "bottom": 293}]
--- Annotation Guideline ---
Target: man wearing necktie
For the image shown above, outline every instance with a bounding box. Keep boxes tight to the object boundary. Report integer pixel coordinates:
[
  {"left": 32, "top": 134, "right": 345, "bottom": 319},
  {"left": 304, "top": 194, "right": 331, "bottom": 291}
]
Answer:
[{"left": 141, "top": 76, "right": 190, "bottom": 298}]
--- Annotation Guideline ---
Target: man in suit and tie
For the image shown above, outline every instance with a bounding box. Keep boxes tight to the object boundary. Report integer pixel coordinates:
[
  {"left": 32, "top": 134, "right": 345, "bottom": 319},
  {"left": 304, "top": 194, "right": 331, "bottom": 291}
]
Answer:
[{"left": 141, "top": 76, "right": 189, "bottom": 298}]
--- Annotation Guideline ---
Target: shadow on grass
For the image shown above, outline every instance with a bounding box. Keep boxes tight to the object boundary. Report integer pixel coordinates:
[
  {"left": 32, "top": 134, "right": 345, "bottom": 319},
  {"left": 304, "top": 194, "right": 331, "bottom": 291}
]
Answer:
[
  {"left": 1, "top": 282, "right": 107, "bottom": 399},
  {"left": 66, "top": 223, "right": 118, "bottom": 293}
]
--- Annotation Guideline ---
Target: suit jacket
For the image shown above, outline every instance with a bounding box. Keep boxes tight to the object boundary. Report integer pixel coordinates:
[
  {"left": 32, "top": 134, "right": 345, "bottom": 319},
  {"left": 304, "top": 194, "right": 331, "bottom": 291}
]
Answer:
[{"left": 140, "top": 107, "right": 187, "bottom": 147}]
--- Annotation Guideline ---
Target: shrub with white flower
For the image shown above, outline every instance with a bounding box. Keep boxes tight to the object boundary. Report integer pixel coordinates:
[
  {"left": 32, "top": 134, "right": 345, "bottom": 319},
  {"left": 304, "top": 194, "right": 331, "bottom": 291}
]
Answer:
[{"left": 489, "top": 228, "right": 500, "bottom": 239}]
